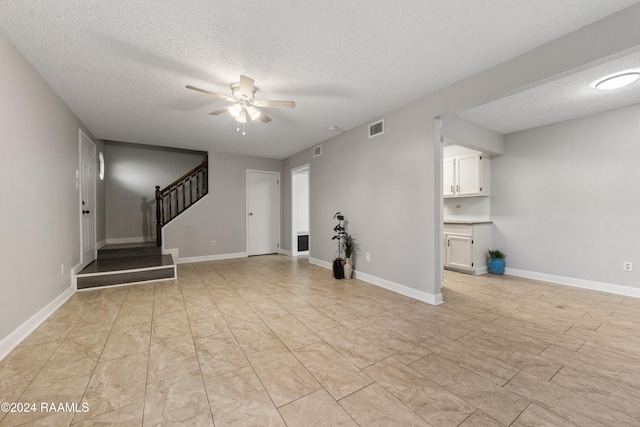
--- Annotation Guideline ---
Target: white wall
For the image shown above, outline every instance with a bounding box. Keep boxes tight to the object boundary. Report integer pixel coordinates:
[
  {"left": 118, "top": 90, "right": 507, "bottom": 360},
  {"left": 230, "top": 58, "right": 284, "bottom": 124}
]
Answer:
[
  {"left": 0, "top": 32, "right": 104, "bottom": 355},
  {"left": 163, "top": 152, "right": 282, "bottom": 260},
  {"left": 294, "top": 170, "right": 309, "bottom": 234},
  {"left": 443, "top": 197, "right": 491, "bottom": 222},
  {"left": 104, "top": 141, "right": 206, "bottom": 243},
  {"left": 441, "top": 115, "right": 505, "bottom": 156},
  {"left": 491, "top": 104, "right": 640, "bottom": 290}
]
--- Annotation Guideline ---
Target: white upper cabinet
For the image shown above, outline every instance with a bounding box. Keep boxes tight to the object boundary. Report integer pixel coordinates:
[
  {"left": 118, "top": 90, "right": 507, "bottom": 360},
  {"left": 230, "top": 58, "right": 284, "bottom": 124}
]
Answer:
[
  {"left": 443, "top": 157, "right": 455, "bottom": 197},
  {"left": 443, "top": 151, "right": 490, "bottom": 198}
]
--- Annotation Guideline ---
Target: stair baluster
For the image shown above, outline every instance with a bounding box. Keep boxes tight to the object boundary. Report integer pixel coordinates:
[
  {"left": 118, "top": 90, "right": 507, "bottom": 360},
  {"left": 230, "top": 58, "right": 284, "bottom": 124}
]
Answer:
[{"left": 155, "top": 159, "right": 208, "bottom": 246}]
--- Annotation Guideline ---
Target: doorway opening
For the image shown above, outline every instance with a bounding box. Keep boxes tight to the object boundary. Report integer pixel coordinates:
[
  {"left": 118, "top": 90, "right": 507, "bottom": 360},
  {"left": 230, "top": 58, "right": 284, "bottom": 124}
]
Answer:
[{"left": 291, "top": 164, "right": 310, "bottom": 257}]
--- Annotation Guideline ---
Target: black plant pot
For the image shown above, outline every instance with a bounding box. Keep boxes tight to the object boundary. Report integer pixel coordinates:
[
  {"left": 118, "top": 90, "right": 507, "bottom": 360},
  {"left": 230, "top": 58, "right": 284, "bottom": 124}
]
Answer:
[{"left": 332, "top": 258, "right": 345, "bottom": 279}]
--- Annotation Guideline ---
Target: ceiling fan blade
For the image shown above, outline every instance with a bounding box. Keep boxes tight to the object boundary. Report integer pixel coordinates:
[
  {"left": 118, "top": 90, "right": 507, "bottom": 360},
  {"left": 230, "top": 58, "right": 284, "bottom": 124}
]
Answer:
[
  {"left": 186, "top": 85, "right": 233, "bottom": 101},
  {"left": 239, "top": 75, "right": 255, "bottom": 99},
  {"left": 253, "top": 99, "right": 296, "bottom": 109},
  {"left": 209, "top": 107, "right": 229, "bottom": 116},
  {"left": 259, "top": 112, "right": 272, "bottom": 123}
]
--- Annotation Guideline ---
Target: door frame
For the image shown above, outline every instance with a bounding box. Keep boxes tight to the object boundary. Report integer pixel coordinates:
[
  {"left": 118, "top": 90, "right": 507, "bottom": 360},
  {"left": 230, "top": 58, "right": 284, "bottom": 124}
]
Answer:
[
  {"left": 246, "top": 169, "right": 281, "bottom": 256},
  {"left": 79, "top": 129, "right": 97, "bottom": 268},
  {"left": 291, "top": 164, "right": 310, "bottom": 257}
]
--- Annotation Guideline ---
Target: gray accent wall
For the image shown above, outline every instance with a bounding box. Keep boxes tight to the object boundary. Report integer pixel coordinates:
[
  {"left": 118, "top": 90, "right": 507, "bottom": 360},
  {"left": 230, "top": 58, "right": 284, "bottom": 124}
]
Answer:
[
  {"left": 163, "top": 152, "right": 282, "bottom": 259},
  {"left": 281, "top": 6, "right": 640, "bottom": 301},
  {"left": 491, "top": 104, "right": 640, "bottom": 289},
  {"left": 104, "top": 141, "right": 206, "bottom": 242},
  {"left": 0, "top": 32, "right": 104, "bottom": 345}
]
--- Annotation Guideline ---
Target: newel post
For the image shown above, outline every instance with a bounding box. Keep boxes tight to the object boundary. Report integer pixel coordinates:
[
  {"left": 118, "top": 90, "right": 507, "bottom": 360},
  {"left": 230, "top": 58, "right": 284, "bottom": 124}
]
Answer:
[{"left": 155, "top": 185, "right": 162, "bottom": 246}]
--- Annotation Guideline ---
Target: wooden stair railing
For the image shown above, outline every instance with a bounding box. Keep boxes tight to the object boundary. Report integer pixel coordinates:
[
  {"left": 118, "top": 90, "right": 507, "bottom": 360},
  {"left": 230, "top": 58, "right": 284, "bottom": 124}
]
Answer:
[{"left": 155, "top": 159, "right": 208, "bottom": 246}]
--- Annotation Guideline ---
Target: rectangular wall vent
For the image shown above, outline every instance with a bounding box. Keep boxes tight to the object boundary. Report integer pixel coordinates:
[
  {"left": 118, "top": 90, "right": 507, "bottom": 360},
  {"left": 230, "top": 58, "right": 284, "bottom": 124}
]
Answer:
[
  {"left": 313, "top": 145, "right": 322, "bottom": 157},
  {"left": 369, "top": 119, "right": 384, "bottom": 138}
]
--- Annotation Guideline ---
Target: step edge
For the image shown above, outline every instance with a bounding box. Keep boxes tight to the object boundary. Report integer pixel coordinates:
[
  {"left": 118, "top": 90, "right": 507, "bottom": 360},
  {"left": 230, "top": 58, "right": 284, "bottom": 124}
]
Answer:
[
  {"left": 75, "top": 264, "right": 176, "bottom": 278},
  {"left": 76, "top": 276, "right": 176, "bottom": 291}
]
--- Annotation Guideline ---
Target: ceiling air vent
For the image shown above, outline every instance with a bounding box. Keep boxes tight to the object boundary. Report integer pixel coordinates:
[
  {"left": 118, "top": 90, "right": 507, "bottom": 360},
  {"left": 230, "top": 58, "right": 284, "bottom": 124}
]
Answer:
[
  {"left": 369, "top": 119, "right": 384, "bottom": 138},
  {"left": 313, "top": 145, "right": 322, "bottom": 157}
]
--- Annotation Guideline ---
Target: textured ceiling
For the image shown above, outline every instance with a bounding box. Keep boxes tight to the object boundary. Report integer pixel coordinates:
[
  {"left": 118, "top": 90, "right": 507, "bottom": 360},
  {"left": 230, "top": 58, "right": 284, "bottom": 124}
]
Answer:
[
  {"left": 1, "top": 0, "right": 639, "bottom": 158},
  {"left": 459, "top": 50, "right": 640, "bottom": 134}
]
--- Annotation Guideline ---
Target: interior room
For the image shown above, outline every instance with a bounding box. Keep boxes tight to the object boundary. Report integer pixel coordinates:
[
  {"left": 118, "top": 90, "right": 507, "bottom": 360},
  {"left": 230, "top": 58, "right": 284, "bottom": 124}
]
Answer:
[{"left": 1, "top": 1, "right": 640, "bottom": 425}]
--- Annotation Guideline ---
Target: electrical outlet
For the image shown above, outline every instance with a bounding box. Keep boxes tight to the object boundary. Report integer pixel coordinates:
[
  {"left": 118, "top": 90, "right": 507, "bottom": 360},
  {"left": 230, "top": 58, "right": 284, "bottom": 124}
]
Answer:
[
  {"left": 366, "top": 253, "right": 371, "bottom": 262},
  {"left": 211, "top": 240, "right": 216, "bottom": 247},
  {"left": 623, "top": 261, "right": 632, "bottom": 272}
]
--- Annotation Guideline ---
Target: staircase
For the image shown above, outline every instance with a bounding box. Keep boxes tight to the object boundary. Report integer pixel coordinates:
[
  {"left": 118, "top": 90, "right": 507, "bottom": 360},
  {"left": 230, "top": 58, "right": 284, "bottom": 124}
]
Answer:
[
  {"left": 75, "top": 159, "right": 208, "bottom": 290},
  {"left": 76, "top": 243, "right": 176, "bottom": 289},
  {"left": 155, "top": 159, "right": 208, "bottom": 246}
]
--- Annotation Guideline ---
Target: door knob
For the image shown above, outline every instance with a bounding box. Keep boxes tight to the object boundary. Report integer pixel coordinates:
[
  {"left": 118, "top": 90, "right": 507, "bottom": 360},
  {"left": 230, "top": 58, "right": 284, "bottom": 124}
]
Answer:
[{"left": 82, "top": 210, "right": 90, "bottom": 214}]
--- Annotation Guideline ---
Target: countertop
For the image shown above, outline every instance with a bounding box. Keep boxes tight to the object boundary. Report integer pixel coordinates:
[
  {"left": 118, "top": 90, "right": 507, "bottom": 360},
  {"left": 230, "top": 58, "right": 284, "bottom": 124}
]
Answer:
[{"left": 444, "top": 220, "right": 493, "bottom": 225}]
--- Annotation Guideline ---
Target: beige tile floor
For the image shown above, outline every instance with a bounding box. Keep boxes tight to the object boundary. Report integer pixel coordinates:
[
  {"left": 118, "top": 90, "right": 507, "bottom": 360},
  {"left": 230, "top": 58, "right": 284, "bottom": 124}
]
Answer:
[{"left": 1, "top": 255, "right": 640, "bottom": 426}]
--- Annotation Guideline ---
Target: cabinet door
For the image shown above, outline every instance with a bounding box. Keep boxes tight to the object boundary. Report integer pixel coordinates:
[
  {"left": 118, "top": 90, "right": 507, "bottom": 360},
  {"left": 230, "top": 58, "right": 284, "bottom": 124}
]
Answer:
[
  {"left": 456, "top": 153, "right": 482, "bottom": 196},
  {"left": 446, "top": 235, "right": 473, "bottom": 270},
  {"left": 443, "top": 158, "right": 455, "bottom": 197}
]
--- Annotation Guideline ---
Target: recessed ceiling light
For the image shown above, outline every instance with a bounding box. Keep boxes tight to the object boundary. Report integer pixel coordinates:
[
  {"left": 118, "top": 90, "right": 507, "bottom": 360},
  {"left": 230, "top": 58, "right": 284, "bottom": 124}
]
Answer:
[
  {"left": 327, "top": 125, "right": 339, "bottom": 131},
  {"left": 593, "top": 71, "right": 640, "bottom": 90}
]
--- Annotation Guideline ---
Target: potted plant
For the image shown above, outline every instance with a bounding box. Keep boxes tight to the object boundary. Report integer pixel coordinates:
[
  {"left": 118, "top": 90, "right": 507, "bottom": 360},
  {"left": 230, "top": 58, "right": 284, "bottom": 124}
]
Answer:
[
  {"left": 342, "top": 232, "right": 360, "bottom": 279},
  {"left": 343, "top": 233, "right": 360, "bottom": 265},
  {"left": 487, "top": 249, "right": 506, "bottom": 274},
  {"left": 331, "top": 212, "right": 346, "bottom": 279}
]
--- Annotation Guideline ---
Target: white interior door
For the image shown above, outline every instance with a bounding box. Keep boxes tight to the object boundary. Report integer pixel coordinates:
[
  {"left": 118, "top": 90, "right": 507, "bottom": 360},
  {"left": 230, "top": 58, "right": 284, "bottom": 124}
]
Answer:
[
  {"left": 80, "top": 130, "right": 96, "bottom": 267},
  {"left": 247, "top": 170, "right": 280, "bottom": 256}
]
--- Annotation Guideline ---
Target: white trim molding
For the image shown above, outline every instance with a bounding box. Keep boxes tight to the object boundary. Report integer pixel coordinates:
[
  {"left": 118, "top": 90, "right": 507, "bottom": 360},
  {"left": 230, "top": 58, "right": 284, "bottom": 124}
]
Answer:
[
  {"left": 106, "top": 237, "right": 155, "bottom": 245},
  {"left": 165, "top": 247, "right": 248, "bottom": 264},
  {"left": 505, "top": 267, "right": 640, "bottom": 299},
  {"left": 0, "top": 285, "right": 75, "bottom": 361},
  {"left": 76, "top": 276, "right": 175, "bottom": 291},
  {"left": 309, "top": 257, "right": 443, "bottom": 306}
]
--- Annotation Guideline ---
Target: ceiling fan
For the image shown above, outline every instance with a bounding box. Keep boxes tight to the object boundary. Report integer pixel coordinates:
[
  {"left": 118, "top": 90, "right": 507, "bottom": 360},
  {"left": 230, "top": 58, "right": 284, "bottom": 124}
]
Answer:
[{"left": 186, "top": 75, "right": 295, "bottom": 125}]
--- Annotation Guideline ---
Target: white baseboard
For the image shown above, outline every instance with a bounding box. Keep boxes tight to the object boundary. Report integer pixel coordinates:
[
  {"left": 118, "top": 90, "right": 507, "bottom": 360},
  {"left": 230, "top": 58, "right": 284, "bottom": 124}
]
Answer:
[
  {"left": 474, "top": 266, "right": 488, "bottom": 275},
  {"left": 106, "top": 237, "right": 154, "bottom": 245},
  {"left": 309, "top": 257, "right": 443, "bottom": 306},
  {"left": 165, "top": 248, "right": 248, "bottom": 264},
  {"left": 0, "top": 285, "right": 75, "bottom": 361},
  {"left": 309, "top": 257, "right": 332, "bottom": 269},
  {"left": 281, "top": 250, "right": 310, "bottom": 257},
  {"left": 505, "top": 267, "right": 640, "bottom": 299},
  {"left": 96, "top": 240, "right": 107, "bottom": 250}
]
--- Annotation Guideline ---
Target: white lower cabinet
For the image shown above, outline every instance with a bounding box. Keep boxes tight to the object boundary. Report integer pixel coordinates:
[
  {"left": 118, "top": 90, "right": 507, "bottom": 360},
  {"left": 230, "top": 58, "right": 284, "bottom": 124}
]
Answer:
[{"left": 443, "top": 223, "right": 491, "bottom": 275}]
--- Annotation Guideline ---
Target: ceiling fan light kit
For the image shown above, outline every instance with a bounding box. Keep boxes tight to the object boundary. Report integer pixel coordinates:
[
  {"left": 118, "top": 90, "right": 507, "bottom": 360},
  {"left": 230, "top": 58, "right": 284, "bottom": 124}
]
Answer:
[{"left": 186, "top": 74, "right": 295, "bottom": 135}]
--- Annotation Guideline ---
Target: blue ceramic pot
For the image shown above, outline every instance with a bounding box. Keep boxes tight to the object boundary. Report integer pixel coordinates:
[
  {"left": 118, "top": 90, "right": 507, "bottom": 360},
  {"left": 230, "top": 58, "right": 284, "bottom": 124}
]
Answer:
[{"left": 489, "top": 258, "right": 505, "bottom": 275}]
